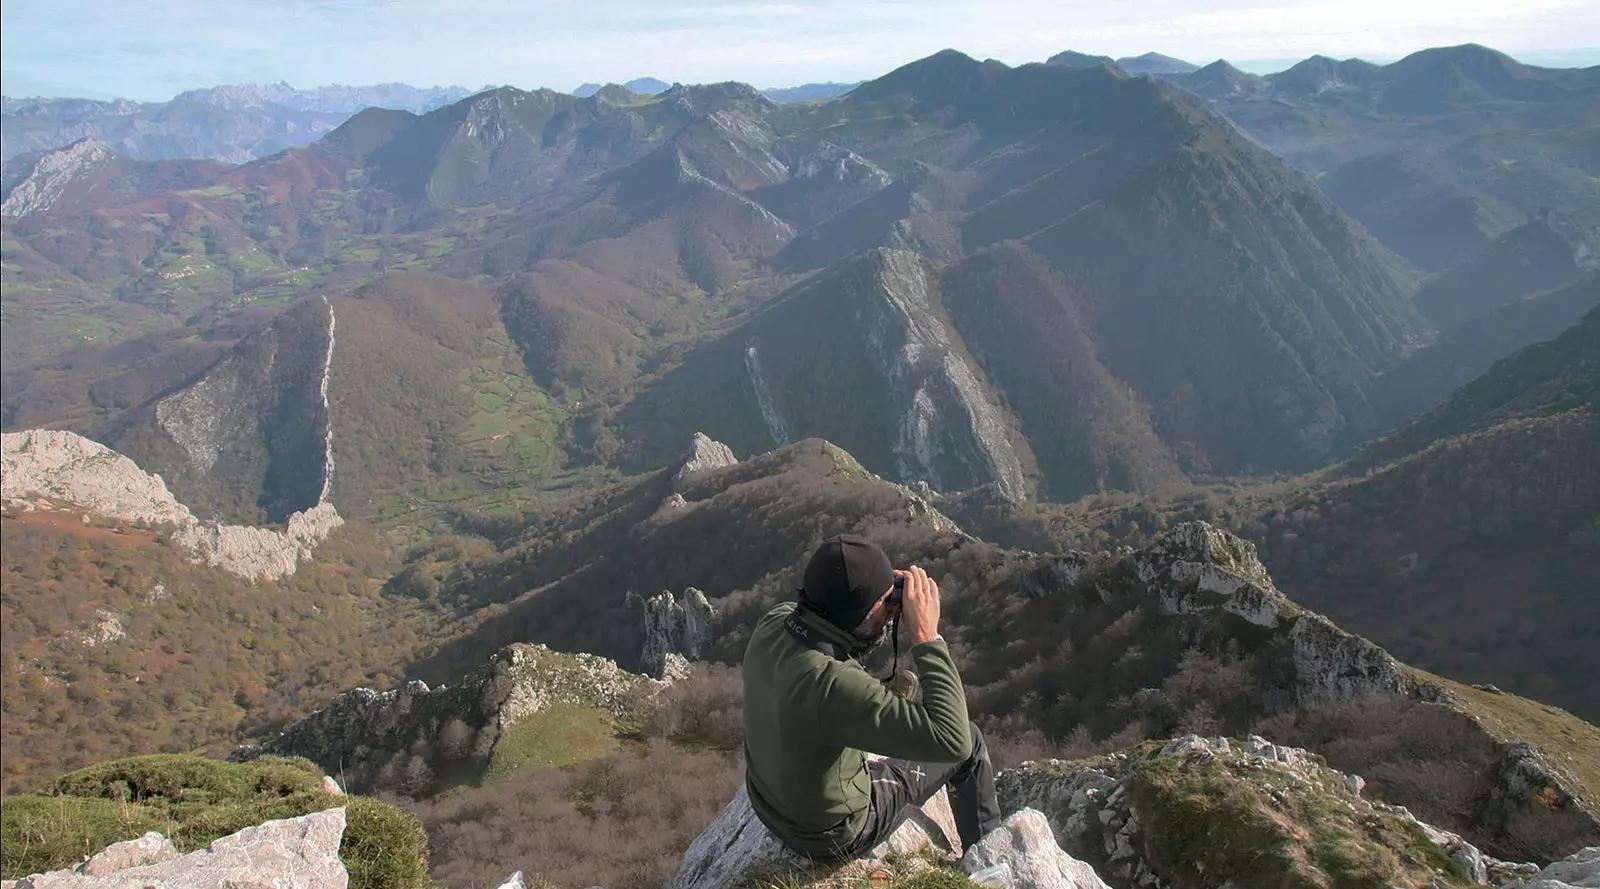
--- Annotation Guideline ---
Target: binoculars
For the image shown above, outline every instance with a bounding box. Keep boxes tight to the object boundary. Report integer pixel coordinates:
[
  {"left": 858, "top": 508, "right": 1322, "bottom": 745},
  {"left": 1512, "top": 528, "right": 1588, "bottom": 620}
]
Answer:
[{"left": 887, "top": 575, "right": 905, "bottom": 605}]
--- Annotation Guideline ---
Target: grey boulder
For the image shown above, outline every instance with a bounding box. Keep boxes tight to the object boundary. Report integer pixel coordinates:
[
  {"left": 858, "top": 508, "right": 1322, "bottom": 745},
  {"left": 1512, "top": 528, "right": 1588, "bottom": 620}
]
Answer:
[
  {"left": 9, "top": 808, "right": 348, "bottom": 889},
  {"left": 961, "top": 809, "right": 1111, "bottom": 889}
]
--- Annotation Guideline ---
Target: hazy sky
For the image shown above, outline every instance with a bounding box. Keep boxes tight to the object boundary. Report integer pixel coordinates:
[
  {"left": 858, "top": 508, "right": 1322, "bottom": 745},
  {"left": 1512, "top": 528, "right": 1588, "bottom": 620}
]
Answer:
[{"left": 3, "top": 0, "right": 1597, "bottom": 100}]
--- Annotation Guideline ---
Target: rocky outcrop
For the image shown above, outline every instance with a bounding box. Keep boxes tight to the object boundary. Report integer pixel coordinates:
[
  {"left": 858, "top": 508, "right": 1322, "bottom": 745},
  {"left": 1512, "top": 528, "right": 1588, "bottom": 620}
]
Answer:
[
  {"left": 999, "top": 735, "right": 1529, "bottom": 889},
  {"left": 673, "top": 432, "right": 738, "bottom": 489},
  {"left": 794, "top": 142, "right": 892, "bottom": 188},
  {"left": 0, "top": 139, "right": 115, "bottom": 217},
  {"left": 1507, "top": 847, "right": 1600, "bottom": 889},
  {"left": 0, "top": 430, "right": 342, "bottom": 580},
  {"left": 630, "top": 587, "right": 720, "bottom": 677},
  {"left": 1036, "top": 521, "right": 1403, "bottom": 705},
  {"left": 666, "top": 782, "right": 962, "bottom": 889},
  {"left": 670, "top": 781, "right": 1115, "bottom": 889},
  {"left": 1013, "top": 521, "right": 1597, "bottom": 863},
  {"left": 962, "top": 809, "right": 1112, "bottom": 889},
  {"left": 234, "top": 643, "right": 663, "bottom": 795},
  {"left": 7, "top": 808, "right": 347, "bottom": 889}
]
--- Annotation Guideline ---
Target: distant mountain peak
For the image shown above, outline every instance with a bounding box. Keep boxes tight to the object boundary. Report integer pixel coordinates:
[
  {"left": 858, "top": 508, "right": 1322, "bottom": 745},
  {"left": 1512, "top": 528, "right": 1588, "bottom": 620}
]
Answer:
[
  {"left": 760, "top": 82, "right": 861, "bottom": 103},
  {"left": 170, "top": 81, "right": 473, "bottom": 113},
  {"left": 1270, "top": 54, "right": 1382, "bottom": 97},
  {"left": 1046, "top": 50, "right": 1119, "bottom": 70},
  {"left": 1182, "top": 59, "right": 1265, "bottom": 98},
  {"left": 574, "top": 77, "right": 673, "bottom": 98},
  {"left": 1116, "top": 52, "right": 1200, "bottom": 75},
  {"left": 850, "top": 49, "right": 993, "bottom": 105}
]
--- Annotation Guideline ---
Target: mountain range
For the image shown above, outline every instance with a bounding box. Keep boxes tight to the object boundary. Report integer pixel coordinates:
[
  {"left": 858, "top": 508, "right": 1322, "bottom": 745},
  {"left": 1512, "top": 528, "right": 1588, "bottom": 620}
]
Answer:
[
  {"left": 0, "top": 82, "right": 480, "bottom": 165},
  {"left": 1, "top": 40, "right": 1597, "bottom": 889}
]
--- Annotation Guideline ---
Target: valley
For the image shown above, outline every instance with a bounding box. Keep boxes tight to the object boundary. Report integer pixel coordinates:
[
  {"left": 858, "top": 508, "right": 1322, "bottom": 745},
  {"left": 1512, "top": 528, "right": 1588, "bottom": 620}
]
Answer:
[{"left": 1, "top": 38, "right": 1597, "bottom": 889}]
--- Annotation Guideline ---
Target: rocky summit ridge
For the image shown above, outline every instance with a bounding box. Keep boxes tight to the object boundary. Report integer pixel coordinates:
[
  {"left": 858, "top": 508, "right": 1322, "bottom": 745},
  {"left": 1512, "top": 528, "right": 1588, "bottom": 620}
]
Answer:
[
  {"left": 673, "top": 730, "right": 1598, "bottom": 889},
  {"left": 0, "top": 429, "right": 341, "bottom": 579},
  {"left": 1015, "top": 521, "right": 1598, "bottom": 859}
]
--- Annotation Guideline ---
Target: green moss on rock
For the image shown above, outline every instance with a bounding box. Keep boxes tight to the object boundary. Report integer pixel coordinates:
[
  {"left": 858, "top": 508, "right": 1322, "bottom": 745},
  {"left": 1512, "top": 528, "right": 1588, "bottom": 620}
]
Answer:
[{"left": 0, "top": 754, "right": 429, "bottom": 889}]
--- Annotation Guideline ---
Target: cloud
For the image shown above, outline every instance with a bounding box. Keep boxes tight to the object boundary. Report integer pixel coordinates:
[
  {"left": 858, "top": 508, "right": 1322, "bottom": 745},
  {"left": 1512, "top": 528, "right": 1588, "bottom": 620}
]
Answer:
[{"left": 2, "top": 0, "right": 1596, "bottom": 99}]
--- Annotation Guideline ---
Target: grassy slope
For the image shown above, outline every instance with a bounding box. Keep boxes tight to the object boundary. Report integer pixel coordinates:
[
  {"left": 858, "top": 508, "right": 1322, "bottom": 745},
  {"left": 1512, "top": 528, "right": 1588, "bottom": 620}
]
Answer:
[{"left": 1416, "top": 670, "right": 1600, "bottom": 820}]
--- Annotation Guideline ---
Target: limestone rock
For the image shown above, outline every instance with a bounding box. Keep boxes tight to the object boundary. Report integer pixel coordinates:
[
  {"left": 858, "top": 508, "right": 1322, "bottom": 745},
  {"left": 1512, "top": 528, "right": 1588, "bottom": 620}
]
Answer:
[
  {"left": 321, "top": 775, "right": 345, "bottom": 797},
  {"left": 0, "top": 430, "right": 342, "bottom": 580},
  {"left": 1106, "top": 522, "right": 1402, "bottom": 703},
  {"left": 1, "top": 139, "right": 116, "bottom": 218},
  {"left": 237, "top": 644, "right": 662, "bottom": 795},
  {"left": 635, "top": 587, "right": 719, "bottom": 676},
  {"left": 1419, "top": 822, "right": 1492, "bottom": 885},
  {"left": 794, "top": 142, "right": 892, "bottom": 187},
  {"left": 862, "top": 249, "right": 1026, "bottom": 502},
  {"left": 666, "top": 783, "right": 959, "bottom": 889},
  {"left": 999, "top": 734, "right": 1501, "bottom": 889},
  {"left": 11, "top": 808, "right": 347, "bottom": 888},
  {"left": 77, "top": 831, "right": 180, "bottom": 876},
  {"left": 1506, "top": 847, "right": 1599, "bottom": 889},
  {"left": 961, "top": 809, "right": 1111, "bottom": 889},
  {"left": 673, "top": 433, "right": 737, "bottom": 489},
  {"left": 495, "top": 873, "right": 529, "bottom": 889}
]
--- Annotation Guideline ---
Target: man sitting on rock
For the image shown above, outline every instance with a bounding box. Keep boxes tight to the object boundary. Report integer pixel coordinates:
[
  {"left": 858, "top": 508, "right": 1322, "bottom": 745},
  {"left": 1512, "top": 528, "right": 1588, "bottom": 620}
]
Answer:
[{"left": 742, "top": 533, "right": 1001, "bottom": 859}]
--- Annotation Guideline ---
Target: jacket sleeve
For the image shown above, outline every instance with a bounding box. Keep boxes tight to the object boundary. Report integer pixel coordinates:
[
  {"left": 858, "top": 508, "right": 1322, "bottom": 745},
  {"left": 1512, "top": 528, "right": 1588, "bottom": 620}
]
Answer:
[{"left": 810, "top": 639, "right": 972, "bottom": 762}]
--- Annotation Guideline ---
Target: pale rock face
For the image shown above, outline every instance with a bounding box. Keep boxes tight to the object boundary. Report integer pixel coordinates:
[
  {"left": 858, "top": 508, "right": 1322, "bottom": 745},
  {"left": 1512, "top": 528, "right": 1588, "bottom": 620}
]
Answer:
[
  {"left": 1123, "top": 522, "right": 1401, "bottom": 702},
  {"left": 860, "top": 249, "right": 1027, "bottom": 501},
  {"left": 1508, "top": 847, "right": 1600, "bottom": 889},
  {"left": 670, "top": 149, "right": 796, "bottom": 240},
  {"left": 494, "top": 873, "right": 529, "bottom": 889},
  {"left": 1288, "top": 612, "right": 1403, "bottom": 699},
  {"left": 155, "top": 366, "right": 254, "bottom": 473},
  {"left": 795, "top": 141, "right": 893, "bottom": 187},
  {"left": 666, "top": 783, "right": 960, "bottom": 889},
  {"left": 636, "top": 587, "right": 720, "bottom": 676},
  {"left": 961, "top": 809, "right": 1111, "bottom": 889},
  {"left": 78, "top": 610, "right": 126, "bottom": 647},
  {"left": 744, "top": 346, "right": 793, "bottom": 446},
  {"left": 1, "top": 430, "right": 342, "bottom": 580},
  {"left": 9, "top": 808, "right": 347, "bottom": 889},
  {"left": 1, "top": 139, "right": 116, "bottom": 217},
  {"left": 674, "top": 433, "right": 738, "bottom": 489}
]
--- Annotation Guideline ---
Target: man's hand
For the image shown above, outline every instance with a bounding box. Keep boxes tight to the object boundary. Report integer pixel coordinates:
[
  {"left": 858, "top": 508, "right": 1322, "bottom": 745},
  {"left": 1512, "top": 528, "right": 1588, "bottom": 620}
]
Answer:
[{"left": 895, "top": 565, "right": 941, "bottom": 645}]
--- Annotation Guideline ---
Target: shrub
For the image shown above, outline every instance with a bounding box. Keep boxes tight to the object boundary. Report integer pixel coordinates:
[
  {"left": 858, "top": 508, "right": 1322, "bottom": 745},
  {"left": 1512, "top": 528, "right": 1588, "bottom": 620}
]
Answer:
[
  {"left": 412, "top": 739, "right": 742, "bottom": 889},
  {"left": 344, "top": 796, "right": 431, "bottom": 889},
  {"left": 640, "top": 662, "right": 745, "bottom": 749}
]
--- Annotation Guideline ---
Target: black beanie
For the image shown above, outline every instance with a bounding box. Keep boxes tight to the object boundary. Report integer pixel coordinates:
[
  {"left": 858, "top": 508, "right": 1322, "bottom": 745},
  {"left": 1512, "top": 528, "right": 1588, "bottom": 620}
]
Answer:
[{"left": 800, "top": 534, "right": 896, "bottom": 633}]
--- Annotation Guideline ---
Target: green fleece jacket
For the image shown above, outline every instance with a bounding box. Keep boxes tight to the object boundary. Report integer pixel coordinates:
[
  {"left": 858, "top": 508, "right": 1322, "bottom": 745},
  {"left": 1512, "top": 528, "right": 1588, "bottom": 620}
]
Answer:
[{"left": 741, "top": 601, "right": 972, "bottom": 858}]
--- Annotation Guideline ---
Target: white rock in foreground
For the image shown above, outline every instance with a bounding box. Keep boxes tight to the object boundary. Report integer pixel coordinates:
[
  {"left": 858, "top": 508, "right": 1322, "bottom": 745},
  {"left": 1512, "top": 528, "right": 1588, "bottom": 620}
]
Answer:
[
  {"left": 961, "top": 809, "right": 1111, "bottom": 889},
  {"left": 0, "top": 430, "right": 341, "bottom": 580},
  {"left": 77, "top": 831, "right": 180, "bottom": 876},
  {"left": 666, "top": 782, "right": 959, "bottom": 889},
  {"left": 9, "top": 808, "right": 348, "bottom": 888}
]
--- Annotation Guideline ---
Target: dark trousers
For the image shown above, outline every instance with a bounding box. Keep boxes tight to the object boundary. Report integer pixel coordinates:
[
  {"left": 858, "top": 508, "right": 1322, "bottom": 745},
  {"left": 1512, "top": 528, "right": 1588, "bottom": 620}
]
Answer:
[{"left": 848, "top": 721, "right": 1001, "bottom": 856}]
